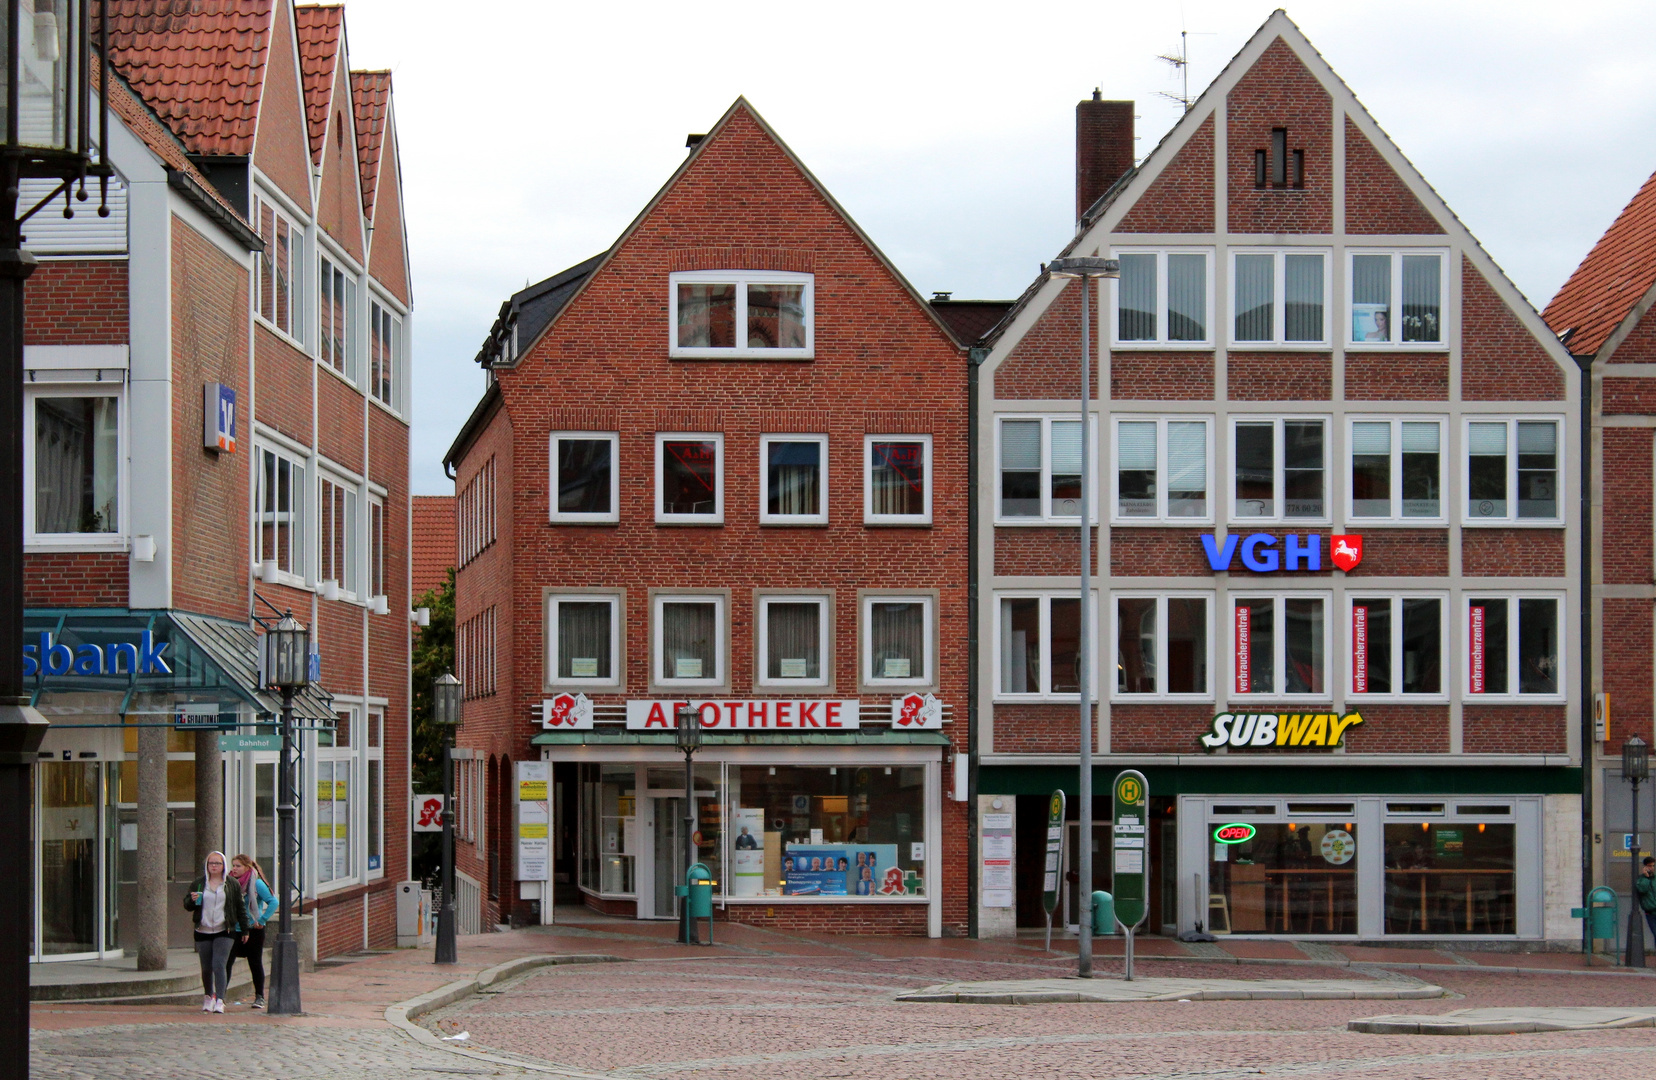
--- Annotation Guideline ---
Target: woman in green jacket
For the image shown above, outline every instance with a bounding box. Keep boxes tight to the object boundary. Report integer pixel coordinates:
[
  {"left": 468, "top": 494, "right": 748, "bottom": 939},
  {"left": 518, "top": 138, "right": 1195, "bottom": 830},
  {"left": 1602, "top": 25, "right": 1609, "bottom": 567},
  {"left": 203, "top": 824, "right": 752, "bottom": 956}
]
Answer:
[{"left": 183, "top": 850, "right": 248, "bottom": 1013}]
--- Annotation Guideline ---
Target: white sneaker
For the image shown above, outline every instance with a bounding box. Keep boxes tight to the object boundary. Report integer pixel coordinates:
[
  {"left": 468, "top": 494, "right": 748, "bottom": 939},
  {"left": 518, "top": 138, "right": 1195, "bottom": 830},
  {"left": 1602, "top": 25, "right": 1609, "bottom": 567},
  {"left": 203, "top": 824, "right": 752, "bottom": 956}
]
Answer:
[
  {"left": 212, "top": 997, "right": 225, "bottom": 1013},
  {"left": 202, "top": 995, "right": 214, "bottom": 1012}
]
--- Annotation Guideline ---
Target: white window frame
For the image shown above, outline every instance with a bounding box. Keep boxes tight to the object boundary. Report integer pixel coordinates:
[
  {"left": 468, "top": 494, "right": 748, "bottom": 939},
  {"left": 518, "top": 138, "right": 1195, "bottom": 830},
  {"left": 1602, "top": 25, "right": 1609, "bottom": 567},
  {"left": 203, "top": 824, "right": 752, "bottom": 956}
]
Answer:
[
  {"left": 1108, "top": 247, "right": 1215, "bottom": 349},
  {"left": 860, "top": 592, "right": 935, "bottom": 689},
  {"left": 759, "top": 433, "right": 829, "bottom": 526},
  {"left": 1344, "top": 593, "right": 1450, "bottom": 702},
  {"left": 668, "top": 269, "right": 814, "bottom": 359},
  {"left": 1108, "top": 415, "right": 1213, "bottom": 525},
  {"left": 1345, "top": 248, "right": 1448, "bottom": 348},
  {"left": 655, "top": 432, "right": 725, "bottom": 524},
  {"left": 1227, "top": 247, "right": 1331, "bottom": 348},
  {"left": 1109, "top": 592, "right": 1213, "bottom": 701},
  {"left": 317, "top": 469, "right": 362, "bottom": 602},
  {"left": 1462, "top": 593, "right": 1566, "bottom": 702},
  {"left": 653, "top": 592, "right": 727, "bottom": 689},
  {"left": 1229, "top": 415, "right": 1331, "bottom": 525},
  {"left": 316, "top": 248, "right": 358, "bottom": 382},
  {"left": 367, "top": 492, "right": 386, "bottom": 602},
  {"left": 23, "top": 383, "right": 127, "bottom": 551},
  {"left": 253, "top": 191, "right": 303, "bottom": 345},
  {"left": 368, "top": 293, "right": 405, "bottom": 414},
  {"left": 550, "top": 431, "right": 620, "bottom": 524},
  {"left": 546, "top": 592, "right": 623, "bottom": 689},
  {"left": 1227, "top": 591, "right": 1335, "bottom": 702},
  {"left": 993, "top": 590, "right": 1101, "bottom": 701},
  {"left": 1345, "top": 416, "right": 1448, "bottom": 525},
  {"left": 863, "top": 434, "right": 933, "bottom": 526},
  {"left": 756, "top": 593, "right": 832, "bottom": 689},
  {"left": 1461, "top": 416, "right": 1565, "bottom": 527},
  {"left": 995, "top": 415, "right": 1099, "bottom": 524},
  {"left": 366, "top": 707, "right": 384, "bottom": 877},
  {"left": 314, "top": 706, "right": 360, "bottom": 893},
  {"left": 253, "top": 437, "right": 309, "bottom": 585}
]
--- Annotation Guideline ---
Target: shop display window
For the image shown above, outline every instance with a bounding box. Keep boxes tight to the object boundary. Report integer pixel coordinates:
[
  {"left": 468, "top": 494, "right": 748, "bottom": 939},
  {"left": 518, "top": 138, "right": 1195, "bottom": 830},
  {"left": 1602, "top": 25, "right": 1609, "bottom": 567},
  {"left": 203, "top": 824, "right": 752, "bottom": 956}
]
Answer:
[
  {"left": 1383, "top": 821, "right": 1514, "bottom": 935},
  {"left": 579, "top": 763, "right": 637, "bottom": 896},
  {"left": 1209, "top": 820, "right": 1357, "bottom": 934}
]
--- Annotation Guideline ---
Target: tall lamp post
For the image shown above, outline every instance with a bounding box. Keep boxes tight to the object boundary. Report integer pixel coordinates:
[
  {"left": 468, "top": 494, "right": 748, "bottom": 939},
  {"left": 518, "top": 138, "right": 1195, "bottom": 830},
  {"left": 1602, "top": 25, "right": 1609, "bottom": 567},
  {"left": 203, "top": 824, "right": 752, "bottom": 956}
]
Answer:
[
  {"left": 1, "top": 3, "right": 110, "bottom": 1072},
  {"left": 676, "top": 705, "right": 703, "bottom": 945},
  {"left": 261, "top": 613, "right": 310, "bottom": 1015},
  {"left": 432, "top": 671, "right": 463, "bottom": 964},
  {"left": 1046, "top": 256, "right": 1119, "bottom": 979},
  {"left": 1625, "top": 736, "right": 1649, "bottom": 968}
]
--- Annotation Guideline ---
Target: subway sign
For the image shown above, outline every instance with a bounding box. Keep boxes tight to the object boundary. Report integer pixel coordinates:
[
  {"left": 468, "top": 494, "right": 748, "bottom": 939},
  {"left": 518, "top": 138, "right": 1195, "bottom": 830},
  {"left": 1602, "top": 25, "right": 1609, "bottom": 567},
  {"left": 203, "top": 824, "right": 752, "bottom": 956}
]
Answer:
[
  {"left": 1213, "top": 823, "right": 1256, "bottom": 844},
  {"left": 23, "top": 631, "right": 172, "bottom": 676},
  {"left": 1200, "top": 711, "right": 1364, "bottom": 750},
  {"left": 1201, "top": 533, "right": 1363, "bottom": 572}
]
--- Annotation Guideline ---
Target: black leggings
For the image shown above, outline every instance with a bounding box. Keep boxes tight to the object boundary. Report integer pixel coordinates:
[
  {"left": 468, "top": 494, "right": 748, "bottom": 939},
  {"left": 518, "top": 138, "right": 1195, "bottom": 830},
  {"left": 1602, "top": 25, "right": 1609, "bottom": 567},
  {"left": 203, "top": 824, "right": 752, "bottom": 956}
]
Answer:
[{"left": 225, "top": 925, "right": 266, "bottom": 997}]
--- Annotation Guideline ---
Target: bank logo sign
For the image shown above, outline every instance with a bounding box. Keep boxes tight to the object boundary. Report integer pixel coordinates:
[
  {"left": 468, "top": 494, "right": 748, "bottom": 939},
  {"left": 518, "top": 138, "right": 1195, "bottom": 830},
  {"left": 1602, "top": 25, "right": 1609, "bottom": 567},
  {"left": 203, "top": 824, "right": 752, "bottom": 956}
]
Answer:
[
  {"left": 1200, "top": 711, "right": 1364, "bottom": 750},
  {"left": 24, "top": 631, "right": 172, "bottom": 676}
]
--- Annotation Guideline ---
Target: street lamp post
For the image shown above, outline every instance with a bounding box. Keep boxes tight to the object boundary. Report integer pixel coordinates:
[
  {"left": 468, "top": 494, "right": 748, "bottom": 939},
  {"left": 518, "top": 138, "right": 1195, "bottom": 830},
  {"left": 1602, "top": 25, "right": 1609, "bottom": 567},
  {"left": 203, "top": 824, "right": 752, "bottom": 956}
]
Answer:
[
  {"left": 676, "top": 705, "right": 703, "bottom": 945},
  {"left": 261, "top": 613, "right": 311, "bottom": 1015},
  {"left": 1046, "top": 256, "right": 1119, "bottom": 979},
  {"left": 1, "top": 3, "right": 111, "bottom": 1072},
  {"left": 1625, "top": 736, "right": 1649, "bottom": 968},
  {"left": 432, "top": 671, "right": 463, "bottom": 964}
]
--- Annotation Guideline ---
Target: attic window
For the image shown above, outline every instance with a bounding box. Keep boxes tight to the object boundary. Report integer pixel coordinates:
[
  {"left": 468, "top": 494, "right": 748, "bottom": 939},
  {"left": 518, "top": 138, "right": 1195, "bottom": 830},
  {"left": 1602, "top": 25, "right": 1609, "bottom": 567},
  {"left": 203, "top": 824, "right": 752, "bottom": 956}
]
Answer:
[
  {"left": 669, "top": 270, "right": 814, "bottom": 360},
  {"left": 1254, "top": 128, "right": 1304, "bottom": 190}
]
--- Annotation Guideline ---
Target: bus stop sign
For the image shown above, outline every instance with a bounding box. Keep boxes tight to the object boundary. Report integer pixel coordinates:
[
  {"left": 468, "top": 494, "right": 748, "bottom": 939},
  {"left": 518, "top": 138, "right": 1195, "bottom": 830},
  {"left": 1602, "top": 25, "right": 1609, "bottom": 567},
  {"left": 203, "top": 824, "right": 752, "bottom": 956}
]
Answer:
[
  {"left": 1040, "top": 789, "right": 1065, "bottom": 916},
  {"left": 1111, "top": 770, "right": 1148, "bottom": 929}
]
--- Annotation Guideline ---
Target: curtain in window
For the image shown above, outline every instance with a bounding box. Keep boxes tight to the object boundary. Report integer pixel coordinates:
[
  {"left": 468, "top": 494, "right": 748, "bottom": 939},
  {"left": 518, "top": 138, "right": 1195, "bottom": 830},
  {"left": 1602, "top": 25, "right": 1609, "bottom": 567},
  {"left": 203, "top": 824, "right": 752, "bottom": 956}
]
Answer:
[
  {"left": 664, "top": 602, "right": 716, "bottom": 679},
  {"left": 1166, "top": 421, "right": 1206, "bottom": 517},
  {"left": 559, "top": 601, "right": 611, "bottom": 680},
  {"left": 1351, "top": 254, "right": 1391, "bottom": 341},
  {"left": 871, "top": 442, "right": 924, "bottom": 516},
  {"left": 1000, "top": 421, "right": 1041, "bottom": 517},
  {"left": 1284, "top": 253, "right": 1324, "bottom": 342},
  {"left": 1234, "top": 253, "right": 1274, "bottom": 341},
  {"left": 1048, "top": 421, "right": 1082, "bottom": 512},
  {"left": 1167, "top": 253, "right": 1206, "bottom": 341},
  {"left": 1401, "top": 255, "right": 1440, "bottom": 342},
  {"left": 1116, "top": 421, "right": 1157, "bottom": 517},
  {"left": 766, "top": 602, "right": 820, "bottom": 679},
  {"left": 34, "top": 396, "right": 118, "bottom": 534},
  {"left": 1000, "top": 598, "right": 1039, "bottom": 693},
  {"left": 872, "top": 602, "right": 924, "bottom": 679},
  {"left": 1117, "top": 254, "right": 1156, "bottom": 341},
  {"left": 678, "top": 283, "right": 735, "bottom": 347},
  {"left": 767, "top": 442, "right": 820, "bottom": 516},
  {"left": 747, "top": 284, "right": 805, "bottom": 348}
]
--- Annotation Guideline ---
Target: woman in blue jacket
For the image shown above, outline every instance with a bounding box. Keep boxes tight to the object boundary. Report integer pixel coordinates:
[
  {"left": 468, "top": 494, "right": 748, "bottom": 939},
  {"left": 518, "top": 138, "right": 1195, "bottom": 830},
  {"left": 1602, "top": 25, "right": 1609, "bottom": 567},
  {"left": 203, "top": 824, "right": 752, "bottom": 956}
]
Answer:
[{"left": 226, "top": 853, "right": 277, "bottom": 1009}]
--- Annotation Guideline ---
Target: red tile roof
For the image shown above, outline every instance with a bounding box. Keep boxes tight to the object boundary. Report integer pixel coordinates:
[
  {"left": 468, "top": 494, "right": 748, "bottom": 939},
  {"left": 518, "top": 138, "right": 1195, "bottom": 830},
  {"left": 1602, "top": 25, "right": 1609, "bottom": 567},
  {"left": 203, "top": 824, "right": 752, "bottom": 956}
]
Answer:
[
  {"left": 411, "top": 496, "right": 455, "bottom": 602},
  {"left": 1545, "top": 168, "right": 1656, "bottom": 357},
  {"left": 351, "top": 69, "right": 390, "bottom": 219},
  {"left": 294, "top": 4, "right": 341, "bottom": 164},
  {"left": 102, "top": 0, "right": 274, "bottom": 158}
]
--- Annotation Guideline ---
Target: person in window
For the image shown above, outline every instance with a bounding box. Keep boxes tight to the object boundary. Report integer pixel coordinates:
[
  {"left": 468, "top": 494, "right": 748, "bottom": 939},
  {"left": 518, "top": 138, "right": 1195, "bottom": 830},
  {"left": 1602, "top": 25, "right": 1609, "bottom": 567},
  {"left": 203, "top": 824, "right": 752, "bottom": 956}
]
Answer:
[
  {"left": 1365, "top": 309, "right": 1389, "bottom": 341},
  {"left": 734, "top": 827, "right": 758, "bottom": 850}
]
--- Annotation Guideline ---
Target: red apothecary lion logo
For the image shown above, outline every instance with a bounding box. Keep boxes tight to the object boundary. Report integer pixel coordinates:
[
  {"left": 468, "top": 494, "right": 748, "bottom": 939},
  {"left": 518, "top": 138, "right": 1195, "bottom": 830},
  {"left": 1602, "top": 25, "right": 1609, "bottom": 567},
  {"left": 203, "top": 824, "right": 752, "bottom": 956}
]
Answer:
[{"left": 1331, "top": 535, "right": 1363, "bottom": 572}]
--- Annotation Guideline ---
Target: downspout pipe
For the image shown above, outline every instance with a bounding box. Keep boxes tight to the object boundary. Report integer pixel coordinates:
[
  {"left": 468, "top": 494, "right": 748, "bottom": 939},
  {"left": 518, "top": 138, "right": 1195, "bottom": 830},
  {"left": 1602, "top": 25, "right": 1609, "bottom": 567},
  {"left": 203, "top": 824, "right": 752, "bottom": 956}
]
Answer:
[
  {"left": 967, "top": 345, "right": 988, "bottom": 939},
  {"left": 1578, "top": 347, "right": 1595, "bottom": 956}
]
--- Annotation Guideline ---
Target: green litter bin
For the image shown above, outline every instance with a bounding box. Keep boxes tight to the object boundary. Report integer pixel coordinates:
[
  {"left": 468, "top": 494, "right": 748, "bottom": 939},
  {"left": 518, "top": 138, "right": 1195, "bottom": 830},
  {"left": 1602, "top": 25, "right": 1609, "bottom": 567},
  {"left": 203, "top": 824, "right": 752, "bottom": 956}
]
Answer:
[
  {"left": 1092, "top": 891, "right": 1116, "bottom": 935},
  {"left": 1572, "top": 885, "right": 1618, "bottom": 955},
  {"left": 674, "top": 862, "right": 716, "bottom": 945}
]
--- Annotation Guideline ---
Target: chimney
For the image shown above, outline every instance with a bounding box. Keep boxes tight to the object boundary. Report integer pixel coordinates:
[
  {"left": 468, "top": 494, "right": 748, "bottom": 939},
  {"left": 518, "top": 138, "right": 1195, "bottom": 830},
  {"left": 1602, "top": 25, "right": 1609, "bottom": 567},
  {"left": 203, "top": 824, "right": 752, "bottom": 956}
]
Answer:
[{"left": 1075, "top": 90, "right": 1134, "bottom": 223}]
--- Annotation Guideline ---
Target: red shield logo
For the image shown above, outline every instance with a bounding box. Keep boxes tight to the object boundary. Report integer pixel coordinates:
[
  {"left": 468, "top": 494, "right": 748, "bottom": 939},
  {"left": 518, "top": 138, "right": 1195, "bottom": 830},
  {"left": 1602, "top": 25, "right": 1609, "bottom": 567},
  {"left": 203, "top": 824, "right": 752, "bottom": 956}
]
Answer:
[
  {"left": 546, "top": 693, "right": 577, "bottom": 727},
  {"left": 1331, "top": 535, "right": 1363, "bottom": 572}
]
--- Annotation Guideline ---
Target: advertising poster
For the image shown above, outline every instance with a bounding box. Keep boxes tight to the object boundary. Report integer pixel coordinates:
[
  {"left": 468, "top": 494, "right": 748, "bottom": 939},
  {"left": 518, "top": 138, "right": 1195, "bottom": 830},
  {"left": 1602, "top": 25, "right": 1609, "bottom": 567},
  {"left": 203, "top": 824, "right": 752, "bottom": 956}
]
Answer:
[
  {"left": 731, "top": 807, "right": 765, "bottom": 897},
  {"left": 783, "top": 844, "right": 898, "bottom": 895}
]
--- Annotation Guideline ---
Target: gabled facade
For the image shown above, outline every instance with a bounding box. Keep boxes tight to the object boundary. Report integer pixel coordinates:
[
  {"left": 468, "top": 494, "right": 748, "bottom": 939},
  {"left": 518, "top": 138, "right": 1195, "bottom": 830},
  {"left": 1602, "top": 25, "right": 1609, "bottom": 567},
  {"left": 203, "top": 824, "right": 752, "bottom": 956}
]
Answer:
[
  {"left": 445, "top": 100, "right": 970, "bottom": 935},
  {"left": 24, "top": 0, "right": 413, "bottom": 963},
  {"left": 974, "top": 13, "right": 1581, "bottom": 945}
]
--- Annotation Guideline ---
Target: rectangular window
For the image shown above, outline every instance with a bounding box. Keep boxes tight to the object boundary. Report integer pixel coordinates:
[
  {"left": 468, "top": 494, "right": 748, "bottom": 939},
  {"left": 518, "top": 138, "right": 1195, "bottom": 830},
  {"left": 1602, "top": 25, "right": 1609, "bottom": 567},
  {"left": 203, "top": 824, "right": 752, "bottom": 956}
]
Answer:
[
  {"left": 670, "top": 270, "right": 813, "bottom": 358},
  {"left": 551, "top": 433, "right": 618, "bottom": 523},
  {"left": 1467, "top": 596, "right": 1560, "bottom": 697},
  {"left": 1111, "top": 249, "right": 1212, "bottom": 346},
  {"left": 1232, "top": 418, "right": 1326, "bottom": 521},
  {"left": 367, "top": 710, "right": 383, "bottom": 874},
  {"left": 655, "top": 595, "right": 725, "bottom": 686},
  {"left": 1114, "top": 594, "right": 1209, "bottom": 698},
  {"left": 655, "top": 433, "right": 723, "bottom": 523},
  {"left": 27, "top": 390, "right": 120, "bottom": 540},
  {"left": 1231, "top": 250, "right": 1328, "bottom": 346},
  {"left": 458, "top": 456, "right": 497, "bottom": 564},
  {"left": 1232, "top": 595, "right": 1328, "bottom": 697},
  {"left": 1111, "top": 416, "right": 1209, "bottom": 522},
  {"left": 369, "top": 496, "right": 385, "bottom": 599},
  {"left": 761, "top": 434, "right": 827, "bottom": 525},
  {"left": 369, "top": 299, "right": 402, "bottom": 410},
  {"left": 1349, "top": 250, "right": 1444, "bottom": 345},
  {"left": 317, "top": 254, "right": 355, "bottom": 377},
  {"left": 1383, "top": 820, "right": 1514, "bottom": 935},
  {"left": 255, "top": 445, "right": 306, "bottom": 579},
  {"left": 865, "top": 435, "right": 931, "bottom": 525},
  {"left": 547, "top": 594, "right": 620, "bottom": 686},
  {"left": 1466, "top": 418, "right": 1560, "bottom": 523},
  {"left": 758, "top": 596, "right": 830, "bottom": 687},
  {"left": 255, "top": 195, "right": 299, "bottom": 338},
  {"left": 996, "top": 593, "right": 1099, "bottom": 698},
  {"left": 318, "top": 475, "right": 360, "bottom": 598},
  {"left": 316, "top": 710, "right": 356, "bottom": 887},
  {"left": 458, "top": 607, "right": 497, "bottom": 698},
  {"left": 863, "top": 594, "right": 933, "bottom": 687},
  {"left": 997, "top": 417, "right": 1096, "bottom": 521},
  {"left": 1348, "top": 418, "right": 1444, "bottom": 521},
  {"left": 1350, "top": 596, "right": 1443, "bottom": 697}
]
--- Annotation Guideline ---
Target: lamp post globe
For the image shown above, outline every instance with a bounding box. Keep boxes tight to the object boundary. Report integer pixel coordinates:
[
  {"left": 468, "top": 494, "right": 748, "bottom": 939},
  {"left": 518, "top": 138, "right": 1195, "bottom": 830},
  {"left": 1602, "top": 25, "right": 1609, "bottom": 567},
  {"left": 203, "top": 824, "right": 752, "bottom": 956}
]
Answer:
[
  {"left": 676, "top": 705, "right": 701, "bottom": 944},
  {"left": 1626, "top": 737, "right": 1649, "bottom": 968},
  {"left": 433, "top": 671, "right": 463, "bottom": 964},
  {"left": 262, "top": 613, "right": 310, "bottom": 1015}
]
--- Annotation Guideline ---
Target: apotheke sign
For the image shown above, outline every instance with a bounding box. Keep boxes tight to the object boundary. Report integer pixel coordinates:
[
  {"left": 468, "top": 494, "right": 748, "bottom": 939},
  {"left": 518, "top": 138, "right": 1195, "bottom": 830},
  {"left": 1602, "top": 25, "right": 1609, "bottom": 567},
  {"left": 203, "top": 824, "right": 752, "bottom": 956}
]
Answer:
[{"left": 1200, "top": 533, "right": 1363, "bottom": 572}]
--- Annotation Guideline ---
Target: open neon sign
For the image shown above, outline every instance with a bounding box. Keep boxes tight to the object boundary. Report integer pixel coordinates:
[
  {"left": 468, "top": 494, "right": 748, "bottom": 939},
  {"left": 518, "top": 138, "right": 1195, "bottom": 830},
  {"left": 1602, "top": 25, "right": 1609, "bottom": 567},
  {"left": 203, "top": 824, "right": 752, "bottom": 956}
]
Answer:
[{"left": 1213, "top": 823, "right": 1256, "bottom": 844}]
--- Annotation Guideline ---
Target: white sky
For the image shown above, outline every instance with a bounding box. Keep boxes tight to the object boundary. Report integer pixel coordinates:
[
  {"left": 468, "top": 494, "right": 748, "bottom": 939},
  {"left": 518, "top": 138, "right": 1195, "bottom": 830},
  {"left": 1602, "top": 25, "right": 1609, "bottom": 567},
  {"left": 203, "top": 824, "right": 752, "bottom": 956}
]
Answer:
[{"left": 336, "top": 0, "right": 1656, "bottom": 495}]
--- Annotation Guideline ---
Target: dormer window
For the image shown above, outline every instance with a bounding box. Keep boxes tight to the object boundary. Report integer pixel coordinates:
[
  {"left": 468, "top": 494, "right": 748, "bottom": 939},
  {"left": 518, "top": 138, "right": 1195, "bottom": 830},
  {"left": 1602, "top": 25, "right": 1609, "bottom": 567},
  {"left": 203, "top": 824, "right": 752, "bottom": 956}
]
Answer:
[
  {"left": 1254, "top": 127, "right": 1304, "bottom": 190},
  {"left": 669, "top": 270, "right": 813, "bottom": 359}
]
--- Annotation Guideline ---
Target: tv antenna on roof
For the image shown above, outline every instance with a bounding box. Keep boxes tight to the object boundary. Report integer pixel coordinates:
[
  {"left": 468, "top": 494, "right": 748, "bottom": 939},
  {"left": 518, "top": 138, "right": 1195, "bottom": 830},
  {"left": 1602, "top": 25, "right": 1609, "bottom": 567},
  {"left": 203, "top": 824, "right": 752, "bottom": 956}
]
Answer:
[{"left": 1156, "top": 27, "right": 1215, "bottom": 113}]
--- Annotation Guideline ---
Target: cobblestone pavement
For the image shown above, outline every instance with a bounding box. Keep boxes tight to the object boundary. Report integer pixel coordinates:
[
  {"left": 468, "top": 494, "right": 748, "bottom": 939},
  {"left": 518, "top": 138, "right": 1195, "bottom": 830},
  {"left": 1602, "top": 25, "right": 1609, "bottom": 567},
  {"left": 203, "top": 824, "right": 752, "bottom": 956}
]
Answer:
[{"left": 428, "top": 945, "right": 1656, "bottom": 1080}]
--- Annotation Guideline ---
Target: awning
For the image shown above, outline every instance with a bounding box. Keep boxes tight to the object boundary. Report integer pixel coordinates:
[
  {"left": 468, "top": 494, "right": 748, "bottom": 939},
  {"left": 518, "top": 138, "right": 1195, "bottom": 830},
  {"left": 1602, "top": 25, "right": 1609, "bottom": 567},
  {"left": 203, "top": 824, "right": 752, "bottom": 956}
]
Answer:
[
  {"left": 532, "top": 729, "right": 950, "bottom": 747},
  {"left": 24, "top": 609, "right": 334, "bottom": 722}
]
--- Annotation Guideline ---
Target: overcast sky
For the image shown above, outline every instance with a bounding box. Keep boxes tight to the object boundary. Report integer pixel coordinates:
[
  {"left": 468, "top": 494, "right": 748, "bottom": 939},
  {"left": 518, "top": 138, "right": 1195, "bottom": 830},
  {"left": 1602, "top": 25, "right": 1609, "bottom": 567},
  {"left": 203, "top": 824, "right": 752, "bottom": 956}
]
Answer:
[{"left": 337, "top": 0, "right": 1656, "bottom": 496}]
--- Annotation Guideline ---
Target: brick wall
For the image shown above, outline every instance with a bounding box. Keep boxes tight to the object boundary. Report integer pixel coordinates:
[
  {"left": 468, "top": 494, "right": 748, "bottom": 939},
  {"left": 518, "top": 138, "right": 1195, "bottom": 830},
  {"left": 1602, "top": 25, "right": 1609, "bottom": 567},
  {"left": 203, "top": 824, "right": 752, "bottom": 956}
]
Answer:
[
  {"left": 1226, "top": 37, "right": 1333, "bottom": 235},
  {"left": 1602, "top": 376, "right": 1656, "bottom": 414},
  {"left": 996, "top": 526, "right": 1097, "bottom": 577},
  {"left": 1343, "top": 117, "right": 1444, "bottom": 235},
  {"left": 1601, "top": 429, "right": 1653, "bottom": 583},
  {"left": 24, "top": 552, "right": 126, "bottom": 606},
  {"left": 995, "top": 281, "right": 1097, "bottom": 399},
  {"left": 1115, "top": 114, "right": 1214, "bottom": 234},
  {"left": 1461, "top": 257, "right": 1566, "bottom": 401},
  {"left": 1462, "top": 529, "right": 1566, "bottom": 576},
  {"left": 1110, "top": 528, "right": 1217, "bottom": 577},
  {"left": 1345, "top": 352, "right": 1449, "bottom": 401},
  {"left": 1109, "top": 703, "right": 1214, "bottom": 754},
  {"left": 993, "top": 703, "right": 1092, "bottom": 753},
  {"left": 1110, "top": 351, "right": 1214, "bottom": 399},
  {"left": 317, "top": 370, "right": 366, "bottom": 473},
  {"left": 254, "top": 325, "right": 313, "bottom": 445},
  {"left": 366, "top": 124, "right": 410, "bottom": 306},
  {"left": 1340, "top": 704, "right": 1449, "bottom": 753},
  {"left": 1462, "top": 705, "right": 1568, "bottom": 754},
  {"left": 1228, "top": 353, "right": 1330, "bottom": 400},
  {"left": 1605, "top": 304, "right": 1656, "bottom": 364},
  {"left": 1345, "top": 531, "right": 1449, "bottom": 578},
  {"left": 24, "top": 260, "right": 128, "bottom": 344},
  {"left": 250, "top": 5, "right": 313, "bottom": 211},
  {"left": 721, "top": 901, "right": 930, "bottom": 934},
  {"left": 1601, "top": 597, "right": 1652, "bottom": 745}
]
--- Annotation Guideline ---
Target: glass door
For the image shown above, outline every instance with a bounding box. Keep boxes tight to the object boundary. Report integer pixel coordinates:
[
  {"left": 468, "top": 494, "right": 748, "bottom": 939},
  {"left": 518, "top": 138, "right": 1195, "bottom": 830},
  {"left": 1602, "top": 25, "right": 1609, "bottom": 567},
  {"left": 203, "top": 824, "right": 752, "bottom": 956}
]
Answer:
[
  {"left": 652, "top": 797, "right": 684, "bottom": 920},
  {"left": 39, "top": 761, "right": 101, "bottom": 958}
]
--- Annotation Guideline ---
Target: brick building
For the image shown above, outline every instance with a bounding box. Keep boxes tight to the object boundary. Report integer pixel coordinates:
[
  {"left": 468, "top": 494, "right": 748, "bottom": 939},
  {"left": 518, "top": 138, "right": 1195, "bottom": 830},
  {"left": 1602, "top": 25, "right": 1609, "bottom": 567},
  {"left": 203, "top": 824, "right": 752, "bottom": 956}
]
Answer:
[
  {"left": 412, "top": 495, "right": 456, "bottom": 601},
  {"left": 24, "top": 0, "right": 413, "bottom": 963},
  {"left": 1545, "top": 164, "right": 1656, "bottom": 922},
  {"left": 443, "top": 100, "right": 971, "bottom": 935},
  {"left": 971, "top": 12, "right": 1582, "bottom": 945}
]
